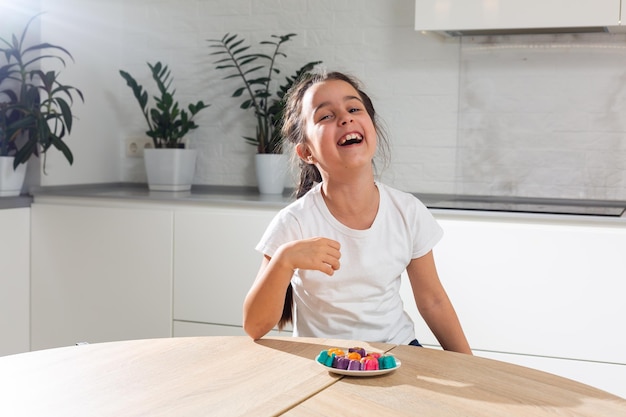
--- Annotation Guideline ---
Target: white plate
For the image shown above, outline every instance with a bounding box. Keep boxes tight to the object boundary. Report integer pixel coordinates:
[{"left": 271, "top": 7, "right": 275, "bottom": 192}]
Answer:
[{"left": 316, "top": 358, "right": 401, "bottom": 376}]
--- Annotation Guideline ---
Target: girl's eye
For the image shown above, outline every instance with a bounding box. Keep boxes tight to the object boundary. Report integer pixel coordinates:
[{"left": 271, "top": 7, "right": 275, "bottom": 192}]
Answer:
[
  {"left": 318, "top": 114, "right": 333, "bottom": 122},
  {"left": 348, "top": 107, "right": 362, "bottom": 113}
]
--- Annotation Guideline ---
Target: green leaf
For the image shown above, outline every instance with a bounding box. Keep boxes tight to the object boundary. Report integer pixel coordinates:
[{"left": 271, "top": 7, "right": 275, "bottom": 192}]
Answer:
[
  {"left": 232, "top": 46, "right": 251, "bottom": 56},
  {"left": 56, "top": 98, "right": 73, "bottom": 132},
  {"left": 247, "top": 77, "right": 270, "bottom": 84},
  {"left": 214, "top": 57, "right": 236, "bottom": 64},
  {"left": 243, "top": 136, "right": 259, "bottom": 146},
  {"left": 224, "top": 33, "right": 237, "bottom": 44},
  {"left": 242, "top": 65, "right": 264, "bottom": 75},
  {"left": 50, "top": 133, "right": 74, "bottom": 164},
  {"left": 238, "top": 57, "right": 259, "bottom": 66},
  {"left": 233, "top": 87, "right": 246, "bottom": 97},
  {"left": 13, "top": 137, "right": 37, "bottom": 166},
  {"left": 229, "top": 39, "right": 244, "bottom": 48}
]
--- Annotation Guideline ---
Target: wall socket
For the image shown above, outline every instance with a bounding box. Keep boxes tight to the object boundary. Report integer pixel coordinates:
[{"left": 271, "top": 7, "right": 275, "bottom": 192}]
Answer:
[{"left": 126, "top": 138, "right": 153, "bottom": 157}]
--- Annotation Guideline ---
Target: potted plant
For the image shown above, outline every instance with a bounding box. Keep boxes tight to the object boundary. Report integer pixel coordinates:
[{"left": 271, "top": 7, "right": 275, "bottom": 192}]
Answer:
[
  {"left": 209, "top": 33, "right": 321, "bottom": 194},
  {"left": 120, "top": 61, "right": 209, "bottom": 191},
  {"left": 0, "top": 13, "right": 84, "bottom": 197}
]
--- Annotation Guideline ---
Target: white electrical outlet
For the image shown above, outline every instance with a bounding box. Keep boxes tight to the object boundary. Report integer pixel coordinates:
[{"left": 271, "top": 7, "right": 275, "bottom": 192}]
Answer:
[{"left": 126, "top": 138, "right": 153, "bottom": 157}]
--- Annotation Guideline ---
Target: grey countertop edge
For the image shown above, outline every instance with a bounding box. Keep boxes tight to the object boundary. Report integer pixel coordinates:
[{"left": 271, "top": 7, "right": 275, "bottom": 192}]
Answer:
[
  {"left": 27, "top": 182, "right": 296, "bottom": 209},
  {"left": 0, "top": 195, "right": 33, "bottom": 209},
  {"left": 5, "top": 182, "right": 626, "bottom": 223}
]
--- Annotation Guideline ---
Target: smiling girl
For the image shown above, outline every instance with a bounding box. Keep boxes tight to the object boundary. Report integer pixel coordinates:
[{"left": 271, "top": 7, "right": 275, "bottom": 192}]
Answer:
[{"left": 242, "top": 71, "right": 471, "bottom": 354}]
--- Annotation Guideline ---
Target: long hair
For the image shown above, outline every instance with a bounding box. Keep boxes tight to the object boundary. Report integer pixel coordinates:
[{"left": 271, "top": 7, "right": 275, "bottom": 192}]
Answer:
[{"left": 277, "top": 70, "right": 390, "bottom": 328}]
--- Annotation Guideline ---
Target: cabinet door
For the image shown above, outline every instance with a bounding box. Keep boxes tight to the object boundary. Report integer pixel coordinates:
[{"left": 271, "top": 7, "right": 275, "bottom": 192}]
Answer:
[
  {"left": 402, "top": 214, "right": 626, "bottom": 365},
  {"left": 173, "top": 206, "right": 278, "bottom": 327},
  {"left": 0, "top": 208, "right": 30, "bottom": 356},
  {"left": 415, "top": 0, "right": 620, "bottom": 32},
  {"left": 31, "top": 203, "right": 174, "bottom": 350}
]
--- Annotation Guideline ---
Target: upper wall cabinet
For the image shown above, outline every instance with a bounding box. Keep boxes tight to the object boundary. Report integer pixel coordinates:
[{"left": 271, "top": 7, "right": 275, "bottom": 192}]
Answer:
[{"left": 415, "top": 0, "right": 623, "bottom": 35}]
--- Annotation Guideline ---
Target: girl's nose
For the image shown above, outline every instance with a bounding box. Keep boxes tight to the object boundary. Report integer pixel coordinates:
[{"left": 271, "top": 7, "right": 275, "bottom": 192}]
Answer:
[{"left": 339, "top": 112, "right": 353, "bottom": 125}]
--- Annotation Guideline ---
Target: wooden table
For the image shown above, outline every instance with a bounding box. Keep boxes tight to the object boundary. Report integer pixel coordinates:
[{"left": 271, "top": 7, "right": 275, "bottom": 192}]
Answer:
[
  {"left": 0, "top": 336, "right": 624, "bottom": 417},
  {"left": 284, "top": 344, "right": 626, "bottom": 416}
]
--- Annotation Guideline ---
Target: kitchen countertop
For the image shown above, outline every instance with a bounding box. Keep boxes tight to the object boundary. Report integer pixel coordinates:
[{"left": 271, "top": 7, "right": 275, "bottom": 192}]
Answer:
[{"left": 4, "top": 183, "right": 626, "bottom": 221}]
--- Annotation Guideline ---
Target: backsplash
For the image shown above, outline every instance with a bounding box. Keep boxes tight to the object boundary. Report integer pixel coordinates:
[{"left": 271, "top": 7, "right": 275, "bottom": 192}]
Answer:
[{"left": 457, "top": 33, "right": 626, "bottom": 200}]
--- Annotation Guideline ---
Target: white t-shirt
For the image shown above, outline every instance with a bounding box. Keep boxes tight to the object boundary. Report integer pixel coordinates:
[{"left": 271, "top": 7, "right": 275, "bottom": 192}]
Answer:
[{"left": 255, "top": 182, "right": 444, "bottom": 344}]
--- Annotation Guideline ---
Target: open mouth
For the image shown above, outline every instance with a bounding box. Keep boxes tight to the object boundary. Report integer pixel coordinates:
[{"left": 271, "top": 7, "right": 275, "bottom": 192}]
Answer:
[{"left": 338, "top": 133, "right": 363, "bottom": 146}]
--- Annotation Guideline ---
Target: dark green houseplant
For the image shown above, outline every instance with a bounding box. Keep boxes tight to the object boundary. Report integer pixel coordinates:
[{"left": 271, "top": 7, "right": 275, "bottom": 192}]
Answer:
[
  {"left": 0, "top": 13, "right": 84, "bottom": 170},
  {"left": 120, "top": 61, "right": 209, "bottom": 191},
  {"left": 119, "top": 61, "right": 209, "bottom": 149},
  {"left": 209, "top": 33, "right": 321, "bottom": 154}
]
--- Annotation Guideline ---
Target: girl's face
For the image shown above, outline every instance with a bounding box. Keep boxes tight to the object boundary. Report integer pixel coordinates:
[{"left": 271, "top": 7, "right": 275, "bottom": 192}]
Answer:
[{"left": 298, "top": 79, "right": 377, "bottom": 177}]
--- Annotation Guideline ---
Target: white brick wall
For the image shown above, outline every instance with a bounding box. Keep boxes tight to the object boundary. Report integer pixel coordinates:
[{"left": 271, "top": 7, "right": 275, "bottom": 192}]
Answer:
[
  {"left": 117, "top": 0, "right": 462, "bottom": 194},
  {"left": 8, "top": 0, "right": 626, "bottom": 200}
]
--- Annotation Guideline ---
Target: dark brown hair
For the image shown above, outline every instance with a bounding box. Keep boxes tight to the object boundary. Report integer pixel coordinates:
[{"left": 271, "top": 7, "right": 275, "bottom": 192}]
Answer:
[{"left": 277, "top": 71, "right": 390, "bottom": 329}]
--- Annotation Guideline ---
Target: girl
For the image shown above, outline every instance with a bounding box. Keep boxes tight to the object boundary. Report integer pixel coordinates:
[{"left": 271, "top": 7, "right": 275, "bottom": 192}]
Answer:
[{"left": 243, "top": 71, "right": 471, "bottom": 354}]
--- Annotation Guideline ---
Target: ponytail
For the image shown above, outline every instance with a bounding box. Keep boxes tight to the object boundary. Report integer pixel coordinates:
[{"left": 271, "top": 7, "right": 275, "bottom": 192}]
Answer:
[
  {"left": 277, "top": 283, "right": 294, "bottom": 330},
  {"left": 295, "top": 163, "right": 322, "bottom": 199}
]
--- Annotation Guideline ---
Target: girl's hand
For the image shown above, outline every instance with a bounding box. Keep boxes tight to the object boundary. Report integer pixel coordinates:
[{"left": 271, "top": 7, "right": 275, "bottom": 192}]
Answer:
[{"left": 274, "top": 237, "right": 341, "bottom": 275}]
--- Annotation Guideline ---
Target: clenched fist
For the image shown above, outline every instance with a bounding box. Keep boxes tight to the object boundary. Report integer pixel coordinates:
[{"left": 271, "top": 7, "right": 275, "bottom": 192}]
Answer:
[{"left": 275, "top": 237, "right": 341, "bottom": 275}]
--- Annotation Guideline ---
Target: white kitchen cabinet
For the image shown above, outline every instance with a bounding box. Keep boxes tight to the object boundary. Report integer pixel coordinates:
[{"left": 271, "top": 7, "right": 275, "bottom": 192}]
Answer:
[
  {"left": 0, "top": 208, "right": 30, "bottom": 356},
  {"left": 401, "top": 212, "right": 626, "bottom": 398},
  {"left": 415, "top": 0, "right": 621, "bottom": 33},
  {"left": 173, "top": 205, "right": 279, "bottom": 328},
  {"left": 30, "top": 203, "right": 174, "bottom": 350}
]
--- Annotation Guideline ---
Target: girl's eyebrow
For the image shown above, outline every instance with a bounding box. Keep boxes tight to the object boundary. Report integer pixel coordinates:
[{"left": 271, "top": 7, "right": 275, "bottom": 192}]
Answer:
[{"left": 313, "top": 95, "right": 363, "bottom": 116}]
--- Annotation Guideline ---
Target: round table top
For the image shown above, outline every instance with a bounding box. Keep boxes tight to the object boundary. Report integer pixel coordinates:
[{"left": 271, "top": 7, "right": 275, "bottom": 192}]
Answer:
[{"left": 0, "top": 336, "right": 624, "bottom": 417}]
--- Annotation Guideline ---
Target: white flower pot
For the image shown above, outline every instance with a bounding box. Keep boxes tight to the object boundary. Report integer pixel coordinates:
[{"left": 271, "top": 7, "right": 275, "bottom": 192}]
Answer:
[
  {"left": 255, "top": 153, "right": 288, "bottom": 195},
  {"left": 0, "top": 156, "right": 28, "bottom": 197},
  {"left": 144, "top": 148, "right": 197, "bottom": 191}
]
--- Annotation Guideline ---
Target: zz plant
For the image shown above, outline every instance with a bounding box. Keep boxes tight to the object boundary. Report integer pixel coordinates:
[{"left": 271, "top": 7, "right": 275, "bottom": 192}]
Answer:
[{"left": 120, "top": 62, "right": 209, "bottom": 149}]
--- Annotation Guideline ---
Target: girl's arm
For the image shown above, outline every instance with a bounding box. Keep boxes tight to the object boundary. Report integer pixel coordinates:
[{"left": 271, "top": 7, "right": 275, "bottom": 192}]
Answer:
[
  {"left": 407, "top": 250, "right": 472, "bottom": 354},
  {"left": 243, "top": 237, "right": 341, "bottom": 339}
]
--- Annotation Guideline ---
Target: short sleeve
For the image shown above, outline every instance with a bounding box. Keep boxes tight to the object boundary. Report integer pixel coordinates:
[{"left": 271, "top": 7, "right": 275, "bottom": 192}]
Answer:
[
  {"left": 255, "top": 209, "right": 302, "bottom": 257},
  {"left": 410, "top": 197, "right": 444, "bottom": 259}
]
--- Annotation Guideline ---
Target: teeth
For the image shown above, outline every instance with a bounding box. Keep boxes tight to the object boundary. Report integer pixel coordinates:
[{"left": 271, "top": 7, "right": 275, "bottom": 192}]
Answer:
[{"left": 338, "top": 133, "right": 363, "bottom": 145}]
